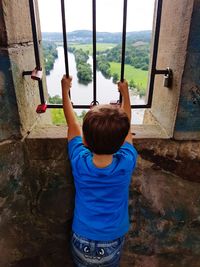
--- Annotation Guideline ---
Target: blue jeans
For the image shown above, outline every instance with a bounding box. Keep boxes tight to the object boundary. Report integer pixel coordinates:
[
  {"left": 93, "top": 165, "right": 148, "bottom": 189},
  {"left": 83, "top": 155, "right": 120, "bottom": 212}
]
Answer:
[{"left": 71, "top": 232, "right": 125, "bottom": 267}]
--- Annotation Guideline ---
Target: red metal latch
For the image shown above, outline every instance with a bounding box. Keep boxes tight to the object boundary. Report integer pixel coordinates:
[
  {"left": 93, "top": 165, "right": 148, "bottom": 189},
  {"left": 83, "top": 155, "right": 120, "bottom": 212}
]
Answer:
[{"left": 36, "top": 103, "right": 47, "bottom": 113}]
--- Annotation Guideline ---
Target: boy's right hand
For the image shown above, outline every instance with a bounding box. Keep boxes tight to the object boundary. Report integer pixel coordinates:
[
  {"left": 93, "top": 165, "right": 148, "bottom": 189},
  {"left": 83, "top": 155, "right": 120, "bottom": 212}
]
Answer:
[
  {"left": 61, "top": 75, "right": 72, "bottom": 93},
  {"left": 117, "top": 80, "right": 129, "bottom": 95}
]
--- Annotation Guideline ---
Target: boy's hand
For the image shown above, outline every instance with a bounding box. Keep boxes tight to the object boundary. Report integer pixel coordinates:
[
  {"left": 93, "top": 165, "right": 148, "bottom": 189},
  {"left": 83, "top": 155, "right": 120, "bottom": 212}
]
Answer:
[
  {"left": 117, "top": 80, "right": 129, "bottom": 96},
  {"left": 61, "top": 75, "right": 72, "bottom": 93}
]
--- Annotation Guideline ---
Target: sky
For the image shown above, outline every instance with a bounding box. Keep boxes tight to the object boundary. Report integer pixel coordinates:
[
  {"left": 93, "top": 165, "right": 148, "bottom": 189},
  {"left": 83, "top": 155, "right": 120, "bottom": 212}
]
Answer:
[{"left": 38, "top": 0, "right": 155, "bottom": 33}]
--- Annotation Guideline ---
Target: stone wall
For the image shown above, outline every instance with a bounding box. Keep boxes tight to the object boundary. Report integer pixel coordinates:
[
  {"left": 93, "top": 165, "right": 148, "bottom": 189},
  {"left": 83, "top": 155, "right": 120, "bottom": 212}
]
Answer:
[
  {"left": 0, "top": 1, "right": 52, "bottom": 266},
  {"left": 174, "top": 0, "right": 200, "bottom": 139},
  {"left": 0, "top": 0, "right": 50, "bottom": 139},
  {"left": 0, "top": 140, "right": 25, "bottom": 266},
  {"left": 144, "top": 0, "right": 194, "bottom": 137},
  {"left": 0, "top": 0, "right": 200, "bottom": 266},
  {"left": 122, "top": 157, "right": 200, "bottom": 267},
  {"left": 1, "top": 133, "right": 199, "bottom": 267}
]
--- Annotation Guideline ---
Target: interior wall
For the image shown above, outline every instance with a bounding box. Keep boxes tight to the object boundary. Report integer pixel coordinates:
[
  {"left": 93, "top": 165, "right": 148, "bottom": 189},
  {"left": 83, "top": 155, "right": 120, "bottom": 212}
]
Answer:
[
  {"left": 174, "top": 0, "right": 200, "bottom": 140},
  {"left": 145, "top": 0, "right": 194, "bottom": 137},
  {"left": 0, "top": 0, "right": 50, "bottom": 138}
]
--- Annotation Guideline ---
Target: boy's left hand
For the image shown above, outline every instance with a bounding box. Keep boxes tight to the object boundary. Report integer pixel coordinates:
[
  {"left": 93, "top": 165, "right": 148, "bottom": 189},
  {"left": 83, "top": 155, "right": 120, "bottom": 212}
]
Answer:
[{"left": 61, "top": 75, "right": 72, "bottom": 93}]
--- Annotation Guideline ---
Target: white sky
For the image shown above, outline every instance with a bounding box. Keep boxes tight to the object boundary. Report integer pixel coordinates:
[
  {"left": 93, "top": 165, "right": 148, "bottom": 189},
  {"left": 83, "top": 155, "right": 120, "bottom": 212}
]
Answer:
[{"left": 38, "top": 0, "right": 155, "bottom": 32}]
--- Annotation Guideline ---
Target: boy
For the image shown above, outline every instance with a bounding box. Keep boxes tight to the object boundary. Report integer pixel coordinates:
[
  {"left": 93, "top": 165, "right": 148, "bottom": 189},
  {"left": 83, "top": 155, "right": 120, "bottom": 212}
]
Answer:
[{"left": 62, "top": 76, "right": 137, "bottom": 267}]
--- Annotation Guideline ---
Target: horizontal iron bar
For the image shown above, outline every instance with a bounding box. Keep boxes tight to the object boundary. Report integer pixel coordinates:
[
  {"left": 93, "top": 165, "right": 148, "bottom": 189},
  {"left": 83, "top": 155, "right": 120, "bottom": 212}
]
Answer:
[
  {"left": 23, "top": 71, "right": 32, "bottom": 76},
  {"left": 47, "top": 104, "right": 150, "bottom": 109},
  {"left": 154, "top": 69, "right": 169, "bottom": 75}
]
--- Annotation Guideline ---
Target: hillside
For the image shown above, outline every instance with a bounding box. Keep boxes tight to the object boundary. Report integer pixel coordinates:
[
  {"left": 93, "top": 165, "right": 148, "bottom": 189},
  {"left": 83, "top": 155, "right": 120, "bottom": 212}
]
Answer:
[{"left": 42, "top": 30, "right": 152, "bottom": 44}]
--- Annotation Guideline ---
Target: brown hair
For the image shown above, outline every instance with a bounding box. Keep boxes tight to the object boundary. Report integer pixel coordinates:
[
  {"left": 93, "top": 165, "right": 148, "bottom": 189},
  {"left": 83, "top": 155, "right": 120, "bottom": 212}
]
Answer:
[{"left": 82, "top": 104, "right": 130, "bottom": 154}]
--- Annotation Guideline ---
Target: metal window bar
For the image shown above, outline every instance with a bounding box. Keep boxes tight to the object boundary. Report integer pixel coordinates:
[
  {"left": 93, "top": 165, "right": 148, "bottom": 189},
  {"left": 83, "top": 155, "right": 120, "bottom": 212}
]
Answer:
[
  {"left": 120, "top": 0, "right": 128, "bottom": 103},
  {"left": 29, "top": 0, "right": 45, "bottom": 104},
  {"left": 25, "top": 0, "right": 172, "bottom": 111}
]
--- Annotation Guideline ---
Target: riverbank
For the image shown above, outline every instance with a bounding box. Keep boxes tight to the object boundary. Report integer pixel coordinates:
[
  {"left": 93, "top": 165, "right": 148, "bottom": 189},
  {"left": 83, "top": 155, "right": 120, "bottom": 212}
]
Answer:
[{"left": 46, "top": 47, "right": 145, "bottom": 124}]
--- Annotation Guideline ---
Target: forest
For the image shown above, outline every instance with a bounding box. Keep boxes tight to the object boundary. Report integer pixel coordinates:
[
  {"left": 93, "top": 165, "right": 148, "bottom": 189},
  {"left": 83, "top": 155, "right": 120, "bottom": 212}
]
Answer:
[
  {"left": 68, "top": 47, "right": 92, "bottom": 84},
  {"left": 42, "top": 30, "right": 151, "bottom": 96},
  {"left": 42, "top": 30, "right": 151, "bottom": 44},
  {"left": 42, "top": 41, "right": 58, "bottom": 75}
]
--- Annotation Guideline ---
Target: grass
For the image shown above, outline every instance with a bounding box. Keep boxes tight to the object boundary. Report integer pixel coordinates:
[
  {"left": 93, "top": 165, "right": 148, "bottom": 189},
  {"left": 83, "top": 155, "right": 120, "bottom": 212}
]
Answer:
[
  {"left": 70, "top": 43, "right": 148, "bottom": 89},
  {"left": 70, "top": 43, "right": 117, "bottom": 54},
  {"left": 110, "top": 62, "right": 148, "bottom": 88},
  {"left": 51, "top": 109, "right": 66, "bottom": 125},
  {"left": 51, "top": 109, "right": 87, "bottom": 125}
]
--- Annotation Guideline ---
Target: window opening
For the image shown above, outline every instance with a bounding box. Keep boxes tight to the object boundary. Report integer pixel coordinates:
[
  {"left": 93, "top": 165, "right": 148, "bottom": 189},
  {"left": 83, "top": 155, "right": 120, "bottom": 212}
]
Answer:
[{"left": 23, "top": 0, "right": 173, "bottom": 113}]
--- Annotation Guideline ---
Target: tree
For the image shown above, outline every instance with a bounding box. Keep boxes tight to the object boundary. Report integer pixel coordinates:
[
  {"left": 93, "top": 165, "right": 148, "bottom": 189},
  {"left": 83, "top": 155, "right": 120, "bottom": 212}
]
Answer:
[
  {"left": 129, "top": 79, "right": 137, "bottom": 89},
  {"left": 43, "top": 41, "right": 58, "bottom": 75},
  {"left": 112, "top": 73, "right": 119, "bottom": 84},
  {"left": 49, "top": 95, "right": 62, "bottom": 104},
  {"left": 77, "top": 63, "right": 92, "bottom": 84}
]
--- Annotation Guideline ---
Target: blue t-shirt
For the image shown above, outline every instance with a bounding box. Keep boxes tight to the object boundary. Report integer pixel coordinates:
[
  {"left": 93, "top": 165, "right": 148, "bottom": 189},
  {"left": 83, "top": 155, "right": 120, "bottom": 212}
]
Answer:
[{"left": 68, "top": 136, "right": 137, "bottom": 241}]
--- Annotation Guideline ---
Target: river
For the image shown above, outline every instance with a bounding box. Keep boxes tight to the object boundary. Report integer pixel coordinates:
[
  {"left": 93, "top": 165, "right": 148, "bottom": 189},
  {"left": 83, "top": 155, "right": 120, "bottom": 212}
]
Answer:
[{"left": 46, "top": 46, "right": 145, "bottom": 124}]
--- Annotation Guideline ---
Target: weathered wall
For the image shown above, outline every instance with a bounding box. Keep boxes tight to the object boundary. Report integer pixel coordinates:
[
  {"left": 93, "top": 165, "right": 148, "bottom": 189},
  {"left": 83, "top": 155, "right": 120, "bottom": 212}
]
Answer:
[
  {"left": 0, "top": 0, "right": 50, "bottom": 139},
  {"left": 1, "top": 134, "right": 199, "bottom": 267},
  {"left": 144, "top": 0, "right": 194, "bottom": 137},
  {"left": 0, "top": 140, "right": 25, "bottom": 266},
  {"left": 0, "top": 0, "right": 200, "bottom": 266},
  {"left": 0, "top": 139, "right": 74, "bottom": 267},
  {"left": 174, "top": 0, "right": 200, "bottom": 140},
  {"left": 0, "top": 51, "right": 21, "bottom": 140},
  {"left": 122, "top": 156, "right": 200, "bottom": 267},
  {"left": 0, "top": 1, "right": 52, "bottom": 266}
]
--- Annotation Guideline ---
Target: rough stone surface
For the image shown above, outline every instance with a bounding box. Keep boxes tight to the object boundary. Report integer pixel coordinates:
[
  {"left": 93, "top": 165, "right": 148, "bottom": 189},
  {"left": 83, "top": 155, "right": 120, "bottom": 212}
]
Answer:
[
  {"left": 0, "top": 0, "right": 41, "bottom": 46},
  {"left": 133, "top": 138, "right": 200, "bottom": 183},
  {"left": 0, "top": 50, "right": 22, "bottom": 141},
  {"left": 0, "top": 0, "right": 7, "bottom": 46},
  {"left": 27, "top": 126, "right": 200, "bottom": 183},
  {"left": 121, "top": 157, "right": 200, "bottom": 267},
  {"left": 0, "top": 0, "right": 50, "bottom": 140},
  {"left": 144, "top": 0, "right": 194, "bottom": 137},
  {"left": 174, "top": 0, "right": 200, "bottom": 140},
  {"left": 0, "top": 139, "right": 74, "bottom": 267},
  {"left": 1, "top": 0, "right": 200, "bottom": 266},
  {"left": 7, "top": 44, "right": 51, "bottom": 134},
  {"left": 0, "top": 141, "right": 25, "bottom": 266},
  {"left": 1, "top": 138, "right": 200, "bottom": 267}
]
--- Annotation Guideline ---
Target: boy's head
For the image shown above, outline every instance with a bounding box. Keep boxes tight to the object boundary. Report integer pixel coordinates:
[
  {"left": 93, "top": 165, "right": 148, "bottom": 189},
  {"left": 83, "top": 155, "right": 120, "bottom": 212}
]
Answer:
[{"left": 82, "top": 104, "right": 130, "bottom": 155}]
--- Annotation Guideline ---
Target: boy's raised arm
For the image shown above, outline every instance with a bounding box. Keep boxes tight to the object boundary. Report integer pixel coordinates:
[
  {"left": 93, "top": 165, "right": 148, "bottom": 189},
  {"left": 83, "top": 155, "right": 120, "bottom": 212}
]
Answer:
[
  {"left": 61, "top": 75, "right": 81, "bottom": 141},
  {"left": 118, "top": 80, "right": 132, "bottom": 144}
]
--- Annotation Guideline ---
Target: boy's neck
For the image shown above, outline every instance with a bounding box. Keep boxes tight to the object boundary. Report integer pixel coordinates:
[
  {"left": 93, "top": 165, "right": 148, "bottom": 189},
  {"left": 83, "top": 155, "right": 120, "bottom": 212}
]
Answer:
[{"left": 93, "top": 154, "right": 113, "bottom": 168}]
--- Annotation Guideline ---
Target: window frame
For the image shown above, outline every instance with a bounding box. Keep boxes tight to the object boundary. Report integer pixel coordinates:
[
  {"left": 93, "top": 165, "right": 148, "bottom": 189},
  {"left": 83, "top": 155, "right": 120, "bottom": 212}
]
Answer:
[{"left": 25, "top": 0, "right": 172, "bottom": 111}]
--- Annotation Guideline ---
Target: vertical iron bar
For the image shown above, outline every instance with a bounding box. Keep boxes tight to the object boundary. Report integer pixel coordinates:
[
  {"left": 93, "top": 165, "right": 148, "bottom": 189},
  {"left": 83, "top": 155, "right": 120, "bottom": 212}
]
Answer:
[
  {"left": 120, "top": 0, "right": 128, "bottom": 103},
  {"left": 29, "top": 0, "right": 41, "bottom": 70},
  {"left": 61, "top": 0, "right": 69, "bottom": 78},
  {"left": 92, "top": 0, "right": 97, "bottom": 104},
  {"left": 147, "top": 0, "right": 163, "bottom": 106},
  {"left": 29, "top": 0, "right": 45, "bottom": 104}
]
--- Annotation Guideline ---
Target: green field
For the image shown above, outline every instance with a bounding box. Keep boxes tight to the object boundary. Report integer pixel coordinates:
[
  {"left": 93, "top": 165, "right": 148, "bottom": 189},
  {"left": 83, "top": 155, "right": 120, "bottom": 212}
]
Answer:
[
  {"left": 70, "top": 43, "right": 117, "bottom": 54},
  {"left": 51, "top": 109, "right": 86, "bottom": 125},
  {"left": 70, "top": 43, "right": 148, "bottom": 89},
  {"left": 51, "top": 109, "right": 65, "bottom": 125},
  {"left": 110, "top": 62, "right": 148, "bottom": 88}
]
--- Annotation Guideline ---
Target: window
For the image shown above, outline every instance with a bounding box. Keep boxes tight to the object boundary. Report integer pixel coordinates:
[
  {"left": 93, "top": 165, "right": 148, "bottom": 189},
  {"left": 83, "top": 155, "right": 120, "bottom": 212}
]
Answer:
[{"left": 24, "top": 0, "right": 172, "bottom": 121}]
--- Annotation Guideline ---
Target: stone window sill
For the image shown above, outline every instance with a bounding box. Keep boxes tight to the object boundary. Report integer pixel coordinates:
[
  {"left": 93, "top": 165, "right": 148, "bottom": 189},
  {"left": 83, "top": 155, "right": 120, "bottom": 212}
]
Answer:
[{"left": 27, "top": 124, "right": 170, "bottom": 140}]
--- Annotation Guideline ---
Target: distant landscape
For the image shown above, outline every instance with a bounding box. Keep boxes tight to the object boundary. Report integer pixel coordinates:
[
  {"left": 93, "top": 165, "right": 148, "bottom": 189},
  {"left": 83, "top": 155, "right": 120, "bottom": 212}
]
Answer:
[
  {"left": 42, "top": 30, "right": 151, "bottom": 124},
  {"left": 42, "top": 30, "right": 152, "bottom": 44},
  {"left": 42, "top": 30, "right": 151, "bottom": 95}
]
